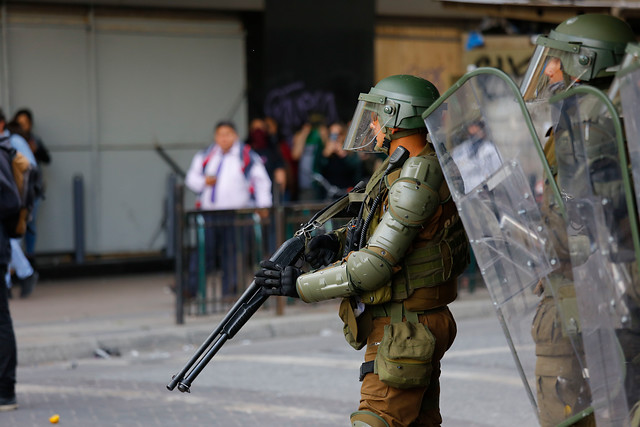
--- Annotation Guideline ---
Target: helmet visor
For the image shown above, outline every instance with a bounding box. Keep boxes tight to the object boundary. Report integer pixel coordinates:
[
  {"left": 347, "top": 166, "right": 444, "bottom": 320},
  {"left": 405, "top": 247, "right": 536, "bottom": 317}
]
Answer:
[
  {"left": 521, "top": 45, "right": 589, "bottom": 103},
  {"left": 520, "top": 45, "right": 590, "bottom": 140},
  {"left": 343, "top": 98, "right": 398, "bottom": 153}
]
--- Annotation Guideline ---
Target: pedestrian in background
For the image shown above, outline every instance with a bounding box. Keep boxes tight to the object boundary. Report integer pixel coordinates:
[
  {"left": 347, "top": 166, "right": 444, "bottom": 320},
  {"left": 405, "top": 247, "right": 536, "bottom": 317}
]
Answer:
[
  {"left": 13, "top": 108, "right": 49, "bottom": 260},
  {"left": 246, "top": 117, "right": 287, "bottom": 202},
  {"left": 291, "top": 113, "right": 327, "bottom": 201},
  {"left": 2, "top": 118, "right": 38, "bottom": 298},
  {"left": 316, "top": 121, "right": 363, "bottom": 197},
  {"left": 184, "top": 120, "right": 272, "bottom": 298},
  {"left": 0, "top": 112, "right": 21, "bottom": 411}
]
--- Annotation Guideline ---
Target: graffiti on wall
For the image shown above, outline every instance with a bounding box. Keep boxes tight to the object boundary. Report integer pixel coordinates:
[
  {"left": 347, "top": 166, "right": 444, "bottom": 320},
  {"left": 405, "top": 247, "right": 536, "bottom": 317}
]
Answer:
[
  {"left": 463, "top": 35, "right": 534, "bottom": 83},
  {"left": 264, "top": 81, "right": 339, "bottom": 141},
  {"left": 472, "top": 54, "right": 531, "bottom": 79}
]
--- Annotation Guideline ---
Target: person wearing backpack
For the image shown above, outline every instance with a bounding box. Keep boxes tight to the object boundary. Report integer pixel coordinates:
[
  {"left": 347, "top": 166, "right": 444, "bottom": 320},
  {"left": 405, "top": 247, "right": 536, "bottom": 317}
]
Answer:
[
  {"left": 1, "top": 118, "right": 38, "bottom": 298},
  {"left": 0, "top": 122, "right": 21, "bottom": 411},
  {"left": 184, "top": 120, "right": 272, "bottom": 298}
]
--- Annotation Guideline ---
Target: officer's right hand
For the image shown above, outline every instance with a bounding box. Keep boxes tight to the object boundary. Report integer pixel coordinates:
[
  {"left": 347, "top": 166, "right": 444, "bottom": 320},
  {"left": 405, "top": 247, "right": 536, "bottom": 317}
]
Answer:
[{"left": 306, "top": 233, "right": 339, "bottom": 269}]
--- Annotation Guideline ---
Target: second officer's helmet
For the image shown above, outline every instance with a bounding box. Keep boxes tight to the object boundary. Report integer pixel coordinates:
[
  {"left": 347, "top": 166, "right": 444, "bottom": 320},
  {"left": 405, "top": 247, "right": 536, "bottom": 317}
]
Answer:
[
  {"left": 343, "top": 74, "right": 440, "bottom": 153},
  {"left": 520, "top": 14, "right": 635, "bottom": 102}
]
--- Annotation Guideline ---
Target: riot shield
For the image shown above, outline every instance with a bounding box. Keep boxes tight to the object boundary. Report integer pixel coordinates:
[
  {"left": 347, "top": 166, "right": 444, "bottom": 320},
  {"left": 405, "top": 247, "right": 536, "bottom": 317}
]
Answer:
[
  {"left": 552, "top": 84, "right": 640, "bottom": 426},
  {"left": 422, "top": 68, "right": 593, "bottom": 426},
  {"left": 609, "top": 44, "right": 640, "bottom": 425}
]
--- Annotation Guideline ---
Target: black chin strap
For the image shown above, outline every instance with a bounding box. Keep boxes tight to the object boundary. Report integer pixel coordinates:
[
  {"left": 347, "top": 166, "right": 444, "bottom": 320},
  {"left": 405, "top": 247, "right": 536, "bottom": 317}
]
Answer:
[{"left": 379, "top": 137, "right": 391, "bottom": 154}]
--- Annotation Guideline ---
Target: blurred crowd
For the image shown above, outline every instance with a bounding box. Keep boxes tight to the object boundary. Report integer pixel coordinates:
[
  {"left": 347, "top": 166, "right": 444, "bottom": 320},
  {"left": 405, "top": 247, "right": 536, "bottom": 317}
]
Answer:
[
  {"left": 181, "top": 114, "right": 386, "bottom": 299},
  {"left": 245, "top": 113, "right": 384, "bottom": 203}
]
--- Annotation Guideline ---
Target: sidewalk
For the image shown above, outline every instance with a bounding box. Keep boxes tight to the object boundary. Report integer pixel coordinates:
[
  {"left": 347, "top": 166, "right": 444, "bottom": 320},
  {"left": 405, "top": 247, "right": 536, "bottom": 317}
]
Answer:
[{"left": 9, "top": 272, "right": 493, "bottom": 366}]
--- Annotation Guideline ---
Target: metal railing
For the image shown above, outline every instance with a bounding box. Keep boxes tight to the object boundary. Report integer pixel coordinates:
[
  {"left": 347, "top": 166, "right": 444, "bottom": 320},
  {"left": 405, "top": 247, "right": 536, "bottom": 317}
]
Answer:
[{"left": 172, "top": 181, "right": 347, "bottom": 324}]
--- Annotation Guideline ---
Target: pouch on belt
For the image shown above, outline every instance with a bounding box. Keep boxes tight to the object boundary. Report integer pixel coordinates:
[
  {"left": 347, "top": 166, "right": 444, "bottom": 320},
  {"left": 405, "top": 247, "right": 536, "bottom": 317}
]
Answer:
[
  {"left": 339, "top": 297, "right": 373, "bottom": 350},
  {"left": 374, "top": 302, "right": 435, "bottom": 389}
]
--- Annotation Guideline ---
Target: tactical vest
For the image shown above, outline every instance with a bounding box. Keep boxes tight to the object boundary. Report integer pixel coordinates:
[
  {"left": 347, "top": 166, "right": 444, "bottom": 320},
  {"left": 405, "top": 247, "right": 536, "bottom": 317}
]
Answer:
[{"left": 360, "top": 146, "right": 470, "bottom": 313}]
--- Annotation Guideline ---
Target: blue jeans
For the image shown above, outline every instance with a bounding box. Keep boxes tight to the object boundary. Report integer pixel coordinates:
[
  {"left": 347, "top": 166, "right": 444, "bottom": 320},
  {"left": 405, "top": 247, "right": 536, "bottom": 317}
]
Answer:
[{"left": 5, "top": 239, "right": 33, "bottom": 287}]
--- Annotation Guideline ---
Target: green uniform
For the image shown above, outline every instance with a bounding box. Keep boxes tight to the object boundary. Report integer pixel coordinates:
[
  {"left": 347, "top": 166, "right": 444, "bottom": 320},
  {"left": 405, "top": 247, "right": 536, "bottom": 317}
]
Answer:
[
  {"left": 258, "top": 74, "right": 466, "bottom": 427},
  {"left": 297, "top": 144, "right": 469, "bottom": 427}
]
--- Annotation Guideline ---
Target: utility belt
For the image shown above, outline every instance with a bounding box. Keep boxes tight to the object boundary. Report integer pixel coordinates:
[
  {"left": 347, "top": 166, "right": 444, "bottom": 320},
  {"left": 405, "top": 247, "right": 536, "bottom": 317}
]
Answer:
[
  {"left": 542, "top": 283, "right": 576, "bottom": 300},
  {"left": 539, "top": 272, "right": 575, "bottom": 299},
  {"left": 368, "top": 283, "right": 456, "bottom": 318},
  {"left": 368, "top": 301, "right": 448, "bottom": 319},
  {"left": 339, "top": 280, "right": 454, "bottom": 352}
]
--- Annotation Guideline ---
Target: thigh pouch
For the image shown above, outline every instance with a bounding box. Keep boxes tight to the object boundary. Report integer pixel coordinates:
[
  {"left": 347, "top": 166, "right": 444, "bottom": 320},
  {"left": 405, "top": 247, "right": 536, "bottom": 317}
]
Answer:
[{"left": 374, "top": 302, "right": 436, "bottom": 389}]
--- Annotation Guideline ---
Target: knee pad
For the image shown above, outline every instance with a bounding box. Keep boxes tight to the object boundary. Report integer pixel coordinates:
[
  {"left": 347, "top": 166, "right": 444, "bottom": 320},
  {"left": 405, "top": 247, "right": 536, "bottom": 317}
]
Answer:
[{"left": 350, "top": 410, "right": 390, "bottom": 427}]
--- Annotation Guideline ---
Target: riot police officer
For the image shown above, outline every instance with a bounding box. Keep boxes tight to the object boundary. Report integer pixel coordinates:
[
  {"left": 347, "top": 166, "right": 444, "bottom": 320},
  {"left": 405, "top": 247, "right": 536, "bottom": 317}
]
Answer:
[
  {"left": 256, "top": 74, "right": 469, "bottom": 427},
  {"left": 519, "top": 14, "right": 636, "bottom": 427}
]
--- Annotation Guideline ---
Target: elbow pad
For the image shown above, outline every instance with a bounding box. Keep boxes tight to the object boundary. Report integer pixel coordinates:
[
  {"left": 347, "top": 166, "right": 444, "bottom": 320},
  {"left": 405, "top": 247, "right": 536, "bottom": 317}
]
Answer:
[
  {"left": 346, "top": 248, "right": 394, "bottom": 292},
  {"left": 295, "top": 249, "right": 394, "bottom": 302},
  {"left": 296, "top": 262, "right": 354, "bottom": 303}
]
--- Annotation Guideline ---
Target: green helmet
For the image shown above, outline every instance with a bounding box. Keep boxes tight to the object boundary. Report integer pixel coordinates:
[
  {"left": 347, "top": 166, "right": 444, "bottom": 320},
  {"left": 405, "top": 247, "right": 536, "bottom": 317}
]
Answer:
[
  {"left": 522, "top": 14, "right": 635, "bottom": 102},
  {"left": 520, "top": 14, "right": 635, "bottom": 141},
  {"left": 343, "top": 75, "right": 440, "bottom": 153},
  {"left": 542, "top": 14, "right": 634, "bottom": 80}
]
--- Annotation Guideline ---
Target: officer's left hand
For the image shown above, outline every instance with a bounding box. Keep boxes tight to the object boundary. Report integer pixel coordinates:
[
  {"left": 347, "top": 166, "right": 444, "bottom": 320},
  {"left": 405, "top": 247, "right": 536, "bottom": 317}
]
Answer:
[
  {"left": 255, "top": 260, "right": 300, "bottom": 298},
  {"left": 306, "top": 233, "right": 339, "bottom": 269}
]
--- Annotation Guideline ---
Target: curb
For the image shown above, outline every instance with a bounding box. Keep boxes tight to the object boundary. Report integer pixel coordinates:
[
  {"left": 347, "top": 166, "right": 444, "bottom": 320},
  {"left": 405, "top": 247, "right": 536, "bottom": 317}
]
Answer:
[
  {"left": 17, "top": 311, "right": 343, "bottom": 366},
  {"left": 17, "top": 295, "right": 493, "bottom": 367}
]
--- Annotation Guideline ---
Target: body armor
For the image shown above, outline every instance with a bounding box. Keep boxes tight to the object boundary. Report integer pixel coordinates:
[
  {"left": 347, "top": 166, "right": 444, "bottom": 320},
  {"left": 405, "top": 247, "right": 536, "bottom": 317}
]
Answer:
[{"left": 295, "top": 145, "right": 469, "bottom": 309}]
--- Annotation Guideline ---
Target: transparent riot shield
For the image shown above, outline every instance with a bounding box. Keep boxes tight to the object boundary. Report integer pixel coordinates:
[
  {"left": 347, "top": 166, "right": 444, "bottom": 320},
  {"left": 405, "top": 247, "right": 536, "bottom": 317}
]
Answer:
[
  {"left": 551, "top": 84, "right": 640, "bottom": 426},
  {"left": 422, "top": 68, "right": 593, "bottom": 426},
  {"left": 577, "top": 49, "right": 640, "bottom": 425}
]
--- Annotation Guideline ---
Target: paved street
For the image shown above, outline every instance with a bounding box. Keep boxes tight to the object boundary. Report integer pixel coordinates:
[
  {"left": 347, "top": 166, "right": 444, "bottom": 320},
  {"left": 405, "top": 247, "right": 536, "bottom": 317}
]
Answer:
[{"left": 3, "top": 310, "right": 538, "bottom": 426}]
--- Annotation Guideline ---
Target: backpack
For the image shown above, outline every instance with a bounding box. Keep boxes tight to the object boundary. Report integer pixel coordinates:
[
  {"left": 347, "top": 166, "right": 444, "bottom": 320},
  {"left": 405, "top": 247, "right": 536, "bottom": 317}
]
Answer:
[
  {"left": 0, "top": 140, "right": 41, "bottom": 238},
  {"left": 196, "top": 142, "right": 256, "bottom": 208}
]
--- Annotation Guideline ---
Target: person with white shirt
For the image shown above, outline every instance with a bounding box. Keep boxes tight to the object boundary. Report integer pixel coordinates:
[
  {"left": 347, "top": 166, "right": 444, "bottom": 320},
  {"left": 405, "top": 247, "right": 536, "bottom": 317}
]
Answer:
[
  {"left": 184, "top": 121, "right": 272, "bottom": 298},
  {"left": 450, "top": 121, "right": 502, "bottom": 194},
  {"left": 186, "top": 121, "right": 272, "bottom": 210}
]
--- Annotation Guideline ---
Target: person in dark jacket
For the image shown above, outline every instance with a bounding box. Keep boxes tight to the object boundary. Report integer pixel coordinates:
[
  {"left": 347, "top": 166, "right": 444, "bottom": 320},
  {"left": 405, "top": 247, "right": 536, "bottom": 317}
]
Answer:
[
  {"left": 0, "top": 115, "right": 21, "bottom": 411},
  {"left": 13, "top": 108, "right": 48, "bottom": 258}
]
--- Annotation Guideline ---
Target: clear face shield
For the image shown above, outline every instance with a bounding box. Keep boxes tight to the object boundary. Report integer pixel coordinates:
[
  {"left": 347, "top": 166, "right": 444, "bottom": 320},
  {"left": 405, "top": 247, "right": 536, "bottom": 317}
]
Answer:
[
  {"left": 520, "top": 45, "right": 591, "bottom": 140},
  {"left": 343, "top": 96, "right": 398, "bottom": 153}
]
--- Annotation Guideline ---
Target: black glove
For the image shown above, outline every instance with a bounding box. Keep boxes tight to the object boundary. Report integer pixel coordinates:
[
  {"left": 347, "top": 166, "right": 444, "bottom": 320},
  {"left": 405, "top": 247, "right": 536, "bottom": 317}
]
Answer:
[
  {"left": 254, "top": 260, "right": 301, "bottom": 298},
  {"left": 306, "top": 233, "right": 339, "bottom": 269}
]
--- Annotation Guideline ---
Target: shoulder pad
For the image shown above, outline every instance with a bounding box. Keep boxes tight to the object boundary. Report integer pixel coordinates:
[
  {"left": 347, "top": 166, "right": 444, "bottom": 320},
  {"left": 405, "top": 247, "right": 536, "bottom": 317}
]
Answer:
[
  {"left": 387, "top": 155, "right": 444, "bottom": 226},
  {"left": 399, "top": 154, "right": 443, "bottom": 187}
]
